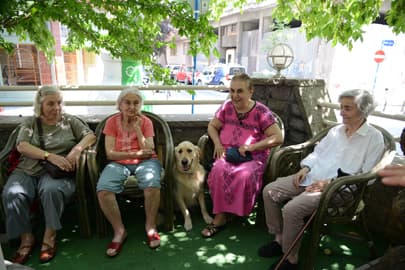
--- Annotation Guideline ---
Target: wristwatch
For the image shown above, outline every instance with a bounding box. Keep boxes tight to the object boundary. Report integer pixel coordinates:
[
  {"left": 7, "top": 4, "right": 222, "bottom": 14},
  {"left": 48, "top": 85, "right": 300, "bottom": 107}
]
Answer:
[{"left": 44, "top": 151, "right": 50, "bottom": 160}]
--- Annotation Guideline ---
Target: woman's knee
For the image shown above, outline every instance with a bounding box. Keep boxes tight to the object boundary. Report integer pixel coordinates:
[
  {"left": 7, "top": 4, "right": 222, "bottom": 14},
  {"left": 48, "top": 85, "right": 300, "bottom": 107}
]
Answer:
[
  {"left": 262, "top": 183, "right": 272, "bottom": 198},
  {"left": 97, "top": 190, "right": 113, "bottom": 201},
  {"left": 144, "top": 187, "right": 160, "bottom": 197},
  {"left": 263, "top": 182, "right": 280, "bottom": 202},
  {"left": 38, "top": 182, "right": 65, "bottom": 199},
  {"left": 2, "top": 188, "right": 26, "bottom": 205}
]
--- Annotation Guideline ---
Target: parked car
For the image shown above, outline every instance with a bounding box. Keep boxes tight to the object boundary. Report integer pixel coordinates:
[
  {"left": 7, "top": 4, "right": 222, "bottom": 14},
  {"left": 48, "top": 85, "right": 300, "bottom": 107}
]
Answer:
[
  {"left": 167, "top": 64, "right": 181, "bottom": 80},
  {"left": 197, "top": 67, "right": 215, "bottom": 85},
  {"left": 207, "top": 64, "right": 247, "bottom": 88},
  {"left": 176, "top": 65, "right": 201, "bottom": 85}
]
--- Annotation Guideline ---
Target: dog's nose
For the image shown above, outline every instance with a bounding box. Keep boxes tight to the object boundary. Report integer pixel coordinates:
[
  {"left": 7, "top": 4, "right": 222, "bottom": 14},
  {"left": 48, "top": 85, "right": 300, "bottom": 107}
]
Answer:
[{"left": 181, "top": 159, "right": 188, "bottom": 166}]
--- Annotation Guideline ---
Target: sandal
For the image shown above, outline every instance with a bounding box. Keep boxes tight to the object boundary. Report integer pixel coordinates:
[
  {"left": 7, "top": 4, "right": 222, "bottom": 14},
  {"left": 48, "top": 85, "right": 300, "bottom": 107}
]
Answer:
[
  {"left": 201, "top": 222, "right": 225, "bottom": 238},
  {"left": 39, "top": 242, "right": 57, "bottom": 263},
  {"left": 147, "top": 231, "right": 160, "bottom": 249},
  {"left": 12, "top": 243, "right": 36, "bottom": 265},
  {"left": 106, "top": 236, "right": 127, "bottom": 257}
]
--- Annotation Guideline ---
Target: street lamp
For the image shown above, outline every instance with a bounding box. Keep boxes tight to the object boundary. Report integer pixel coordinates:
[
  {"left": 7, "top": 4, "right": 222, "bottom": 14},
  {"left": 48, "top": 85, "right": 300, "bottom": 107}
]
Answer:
[{"left": 267, "top": 43, "right": 294, "bottom": 79}]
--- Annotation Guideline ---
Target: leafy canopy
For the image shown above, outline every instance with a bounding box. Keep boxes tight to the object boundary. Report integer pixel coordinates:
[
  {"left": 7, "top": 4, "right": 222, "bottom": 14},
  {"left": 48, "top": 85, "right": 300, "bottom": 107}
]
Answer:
[
  {"left": 1, "top": 0, "right": 404, "bottom": 68},
  {"left": 209, "top": 0, "right": 403, "bottom": 50},
  {"left": 0, "top": 0, "right": 217, "bottom": 80},
  {"left": 271, "top": 0, "right": 404, "bottom": 49}
]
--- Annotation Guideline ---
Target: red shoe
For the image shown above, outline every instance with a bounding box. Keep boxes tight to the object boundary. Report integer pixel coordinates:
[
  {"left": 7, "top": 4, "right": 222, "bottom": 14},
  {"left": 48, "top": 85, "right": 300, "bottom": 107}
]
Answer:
[
  {"left": 12, "top": 243, "right": 35, "bottom": 265},
  {"left": 106, "top": 236, "right": 127, "bottom": 257},
  {"left": 39, "top": 242, "right": 57, "bottom": 263},
  {"left": 147, "top": 231, "right": 160, "bottom": 249}
]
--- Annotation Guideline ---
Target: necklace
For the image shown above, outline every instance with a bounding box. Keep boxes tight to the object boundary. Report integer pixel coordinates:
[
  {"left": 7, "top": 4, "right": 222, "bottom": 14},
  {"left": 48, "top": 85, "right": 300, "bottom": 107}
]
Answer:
[
  {"left": 237, "top": 112, "right": 248, "bottom": 120},
  {"left": 236, "top": 100, "right": 254, "bottom": 120}
]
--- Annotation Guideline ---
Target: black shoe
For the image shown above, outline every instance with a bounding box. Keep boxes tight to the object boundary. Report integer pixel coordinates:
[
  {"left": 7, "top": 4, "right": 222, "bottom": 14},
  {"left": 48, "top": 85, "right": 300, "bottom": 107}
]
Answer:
[
  {"left": 258, "top": 241, "right": 283, "bottom": 258},
  {"left": 268, "top": 259, "right": 298, "bottom": 270}
]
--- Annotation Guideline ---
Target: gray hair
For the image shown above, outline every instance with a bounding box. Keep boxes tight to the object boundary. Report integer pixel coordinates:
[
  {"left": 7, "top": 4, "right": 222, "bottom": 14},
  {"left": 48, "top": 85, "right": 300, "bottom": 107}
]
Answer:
[
  {"left": 231, "top": 73, "right": 253, "bottom": 90},
  {"left": 338, "top": 89, "right": 376, "bottom": 118},
  {"left": 33, "top": 85, "right": 62, "bottom": 117},
  {"left": 116, "top": 86, "right": 144, "bottom": 110}
]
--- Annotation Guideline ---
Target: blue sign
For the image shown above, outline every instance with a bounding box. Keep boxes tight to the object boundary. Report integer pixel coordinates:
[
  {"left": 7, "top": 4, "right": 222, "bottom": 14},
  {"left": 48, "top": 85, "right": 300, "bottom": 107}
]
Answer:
[{"left": 383, "top": 39, "right": 394, "bottom": 46}]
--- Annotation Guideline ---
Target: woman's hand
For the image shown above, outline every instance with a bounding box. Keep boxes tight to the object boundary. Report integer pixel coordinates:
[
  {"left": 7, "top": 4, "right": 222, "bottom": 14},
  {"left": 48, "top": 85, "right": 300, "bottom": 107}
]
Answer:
[
  {"left": 293, "top": 167, "right": 309, "bottom": 188},
  {"left": 48, "top": 153, "right": 75, "bottom": 172},
  {"left": 378, "top": 164, "right": 405, "bottom": 187},
  {"left": 239, "top": 145, "right": 251, "bottom": 157},
  {"left": 65, "top": 146, "right": 83, "bottom": 169},
  {"left": 133, "top": 115, "right": 142, "bottom": 129},
  {"left": 213, "top": 143, "right": 225, "bottom": 160},
  {"left": 305, "top": 180, "right": 330, "bottom": 193},
  {"left": 130, "top": 149, "right": 154, "bottom": 159}
]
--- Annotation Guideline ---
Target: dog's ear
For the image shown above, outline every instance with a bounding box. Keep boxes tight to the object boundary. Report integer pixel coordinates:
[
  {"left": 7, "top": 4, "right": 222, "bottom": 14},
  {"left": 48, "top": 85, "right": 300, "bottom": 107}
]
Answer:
[{"left": 195, "top": 144, "right": 201, "bottom": 160}]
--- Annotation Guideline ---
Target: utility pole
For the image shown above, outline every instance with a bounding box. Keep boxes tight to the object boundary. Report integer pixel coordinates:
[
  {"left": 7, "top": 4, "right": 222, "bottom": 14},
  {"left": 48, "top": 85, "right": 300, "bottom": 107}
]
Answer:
[{"left": 191, "top": 0, "right": 199, "bottom": 114}]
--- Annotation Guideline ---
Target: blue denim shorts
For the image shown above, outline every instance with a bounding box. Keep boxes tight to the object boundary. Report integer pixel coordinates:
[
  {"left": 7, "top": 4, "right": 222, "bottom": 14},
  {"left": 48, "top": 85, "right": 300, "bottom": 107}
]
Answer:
[{"left": 96, "top": 159, "right": 162, "bottom": 193}]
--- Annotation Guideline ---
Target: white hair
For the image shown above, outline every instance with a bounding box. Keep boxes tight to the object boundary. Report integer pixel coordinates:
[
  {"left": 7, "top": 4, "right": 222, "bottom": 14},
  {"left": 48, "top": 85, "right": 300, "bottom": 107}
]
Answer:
[
  {"left": 33, "top": 85, "right": 62, "bottom": 117},
  {"left": 116, "top": 86, "right": 144, "bottom": 110},
  {"left": 338, "top": 89, "right": 377, "bottom": 118}
]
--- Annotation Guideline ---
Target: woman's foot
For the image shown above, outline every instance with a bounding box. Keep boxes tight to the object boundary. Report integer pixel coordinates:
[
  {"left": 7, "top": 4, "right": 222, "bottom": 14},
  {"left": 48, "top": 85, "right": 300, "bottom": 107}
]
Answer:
[
  {"left": 106, "top": 231, "right": 128, "bottom": 257},
  {"left": 12, "top": 241, "right": 36, "bottom": 265},
  {"left": 201, "top": 213, "right": 227, "bottom": 238},
  {"left": 201, "top": 222, "right": 226, "bottom": 238},
  {"left": 40, "top": 229, "right": 57, "bottom": 263},
  {"left": 146, "top": 230, "right": 160, "bottom": 249},
  {"left": 39, "top": 242, "right": 57, "bottom": 263}
]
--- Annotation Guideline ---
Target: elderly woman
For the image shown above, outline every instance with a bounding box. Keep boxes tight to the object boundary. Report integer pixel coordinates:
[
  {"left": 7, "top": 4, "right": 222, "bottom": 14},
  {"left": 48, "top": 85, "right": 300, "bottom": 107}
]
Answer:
[
  {"left": 97, "top": 87, "right": 162, "bottom": 256},
  {"left": 201, "top": 73, "right": 283, "bottom": 237},
  {"left": 259, "top": 89, "right": 385, "bottom": 270},
  {"left": 2, "top": 86, "right": 96, "bottom": 264}
]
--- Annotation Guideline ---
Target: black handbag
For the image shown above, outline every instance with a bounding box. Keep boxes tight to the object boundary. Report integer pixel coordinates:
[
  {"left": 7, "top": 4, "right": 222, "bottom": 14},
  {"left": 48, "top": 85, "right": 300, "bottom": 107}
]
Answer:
[
  {"left": 37, "top": 118, "right": 75, "bottom": 179},
  {"left": 225, "top": 146, "right": 253, "bottom": 164}
]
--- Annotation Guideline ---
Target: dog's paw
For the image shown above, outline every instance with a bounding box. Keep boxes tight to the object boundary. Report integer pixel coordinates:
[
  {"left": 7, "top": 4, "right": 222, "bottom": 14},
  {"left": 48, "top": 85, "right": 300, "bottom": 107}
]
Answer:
[
  {"left": 203, "top": 214, "right": 213, "bottom": 224},
  {"left": 184, "top": 220, "right": 193, "bottom": 231}
]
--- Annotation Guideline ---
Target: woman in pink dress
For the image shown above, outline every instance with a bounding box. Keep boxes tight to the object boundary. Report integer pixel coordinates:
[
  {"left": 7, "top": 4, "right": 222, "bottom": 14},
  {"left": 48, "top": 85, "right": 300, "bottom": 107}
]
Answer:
[{"left": 201, "top": 73, "right": 283, "bottom": 237}]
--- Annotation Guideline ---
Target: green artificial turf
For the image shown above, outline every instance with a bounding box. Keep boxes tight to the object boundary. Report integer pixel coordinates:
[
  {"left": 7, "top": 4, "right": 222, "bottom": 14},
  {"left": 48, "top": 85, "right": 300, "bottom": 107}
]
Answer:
[{"left": 2, "top": 201, "right": 389, "bottom": 270}]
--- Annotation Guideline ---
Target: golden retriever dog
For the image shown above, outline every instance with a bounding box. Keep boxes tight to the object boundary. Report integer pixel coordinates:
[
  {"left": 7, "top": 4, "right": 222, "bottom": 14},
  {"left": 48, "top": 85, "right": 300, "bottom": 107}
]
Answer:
[{"left": 173, "top": 141, "right": 213, "bottom": 231}]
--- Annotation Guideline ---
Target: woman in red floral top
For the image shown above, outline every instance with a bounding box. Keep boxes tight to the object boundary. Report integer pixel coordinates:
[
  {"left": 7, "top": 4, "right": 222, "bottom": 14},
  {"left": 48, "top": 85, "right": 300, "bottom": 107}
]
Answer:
[{"left": 97, "top": 87, "right": 162, "bottom": 256}]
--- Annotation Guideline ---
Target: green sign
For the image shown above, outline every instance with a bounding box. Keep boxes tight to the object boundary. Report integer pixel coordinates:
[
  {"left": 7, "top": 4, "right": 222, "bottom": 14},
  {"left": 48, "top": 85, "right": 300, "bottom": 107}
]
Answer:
[{"left": 121, "top": 58, "right": 152, "bottom": 112}]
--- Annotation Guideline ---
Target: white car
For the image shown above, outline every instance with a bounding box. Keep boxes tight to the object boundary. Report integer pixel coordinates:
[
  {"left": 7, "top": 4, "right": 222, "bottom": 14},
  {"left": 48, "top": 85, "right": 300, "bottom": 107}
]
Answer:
[
  {"left": 194, "top": 67, "right": 215, "bottom": 85},
  {"left": 207, "top": 64, "right": 247, "bottom": 88}
]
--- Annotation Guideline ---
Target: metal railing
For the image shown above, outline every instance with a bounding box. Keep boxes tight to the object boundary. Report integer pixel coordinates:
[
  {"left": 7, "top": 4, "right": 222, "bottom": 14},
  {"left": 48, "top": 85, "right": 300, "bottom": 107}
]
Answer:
[
  {"left": 1, "top": 85, "right": 403, "bottom": 143},
  {"left": 318, "top": 101, "right": 405, "bottom": 122},
  {"left": 318, "top": 101, "right": 404, "bottom": 144},
  {"left": 0, "top": 85, "right": 229, "bottom": 107}
]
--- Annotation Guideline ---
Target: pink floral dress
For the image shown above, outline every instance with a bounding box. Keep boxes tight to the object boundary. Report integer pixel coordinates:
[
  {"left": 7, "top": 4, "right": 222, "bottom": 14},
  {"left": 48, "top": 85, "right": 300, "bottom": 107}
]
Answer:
[{"left": 208, "top": 100, "right": 276, "bottom": 216}]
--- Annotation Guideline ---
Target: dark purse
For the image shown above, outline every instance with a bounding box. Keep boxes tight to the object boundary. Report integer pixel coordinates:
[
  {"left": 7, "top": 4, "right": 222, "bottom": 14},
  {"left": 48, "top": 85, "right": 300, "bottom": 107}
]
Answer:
[
  {"left": 42, "top": 161, "right": 75, "bottom": 179},
  {"left": 225, "top": 146, "right": 253, "bottom": 164},
  {"left": 37, "top": 118, "right": 75, "bottom": 179}
]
